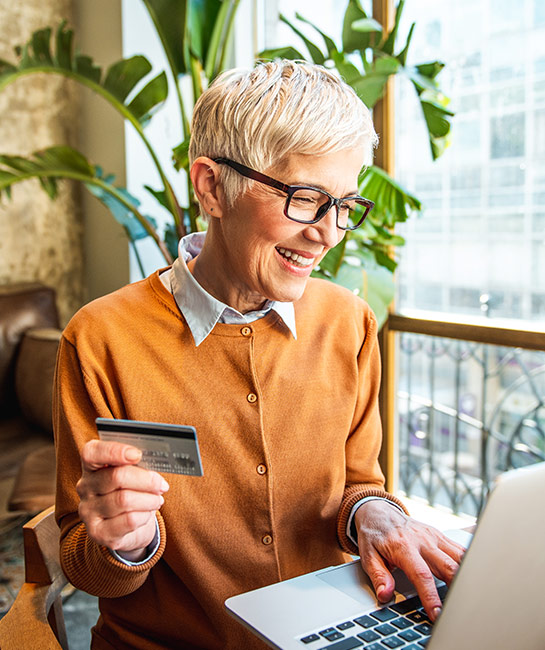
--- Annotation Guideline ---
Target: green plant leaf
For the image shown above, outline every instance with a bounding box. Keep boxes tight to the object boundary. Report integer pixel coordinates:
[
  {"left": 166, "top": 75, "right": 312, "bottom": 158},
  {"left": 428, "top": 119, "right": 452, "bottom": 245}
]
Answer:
[
  {"left": 404, "top": 62, "right": 454, "bottom": 159},
  {"left": 188, "top": 0, "right": 223, "bottom": 64},
  {"left": 351, "top": 18, "right": 383, "bottom": 33},
  {"left": 127, "top": 71, "right": 168, "bottom": 125},
  {"left": 54, "top": 20, "right": 73, "bottom": 69},
  {"left": 382, "top": 0, "right": 405, "bottom": 55},
  {"left": 317, "top": 237, "right": 348, "bottom": 277},
  {"left": 350, "top": 73, "right": 390, "bottom": 108},
  {"left": 142, "top": 0, "right": 188, "bottom": 77},
  {"left": 144, "top": 185, "right": 170, "bottom": 213},
  {"left": 415, "top": 60, "right": 445, "bottom": 80},
  {"left": 164, "top": 221, "right": 181, "bottom": 260},
  {"left": 31, "top": 27, "right": 54, "bottom": 65},
  {"left": 104, "top": 56, "right": 152, "bottom": 102},
  {"left": 359, "top": 165, "right": 421, "bottom": 227},
  {"left": 0, "top": 23, "right": 165, "bottom": 129},
  {"left": 342, "top": 0, "right": 371, "bottom": 53},
  {"left": 279, "top": 13, "right": 325, "bottom": 65},
  {"left": 172, "top": 137, "right": 190, "bottom": 171},
  {"left": 331, "top": 51, "right": 362, "bottom": 85},
  {"left": 204, "top": 0, "right": 240, "bottom": 80},
  {"left": 396, "top": 21, "right": 415, "bottom": 66},
  {"left": 294, "top": 13, "right": 338, "bottom": 57},
  {"left": 257, "top": 46, "right": 306, "bottom": 62},
  {"left": 0, "top": 146, "right": 172, "bottom": 262}
]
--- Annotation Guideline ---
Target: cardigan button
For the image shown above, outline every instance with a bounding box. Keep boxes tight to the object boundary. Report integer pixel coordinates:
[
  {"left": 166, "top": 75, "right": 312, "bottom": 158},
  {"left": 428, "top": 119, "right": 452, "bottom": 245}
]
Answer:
[
  {"left": 247, "top": 393, "right": 258, "bottom": 403},
  {"left": 241, "top": 326, "right": 252, "bottom": 337},
  {"left": 256, "top": 464, "right": 267, "bottom": 475},
  {"left": 262, "top": 534, "right": 273, "bottom": 545}
]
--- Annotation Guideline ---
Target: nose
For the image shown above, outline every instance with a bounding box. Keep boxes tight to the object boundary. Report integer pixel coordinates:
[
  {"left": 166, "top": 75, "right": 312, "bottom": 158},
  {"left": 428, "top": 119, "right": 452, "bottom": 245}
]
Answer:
[{"left": 304, "top": 205, "right": 344, "bottom": 250}]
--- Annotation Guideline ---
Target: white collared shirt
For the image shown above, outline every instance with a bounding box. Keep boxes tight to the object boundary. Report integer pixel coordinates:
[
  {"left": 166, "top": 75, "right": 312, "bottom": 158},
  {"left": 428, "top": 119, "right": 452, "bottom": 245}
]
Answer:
[{"left": 159, "top": 232, "right": 297, "bottom": 346}]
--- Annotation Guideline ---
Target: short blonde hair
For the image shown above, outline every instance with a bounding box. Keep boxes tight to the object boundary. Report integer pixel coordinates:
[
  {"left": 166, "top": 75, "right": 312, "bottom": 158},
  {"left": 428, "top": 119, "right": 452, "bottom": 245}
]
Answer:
[{"left": 189, "top": 60, "right": 377, "bottom": 207}]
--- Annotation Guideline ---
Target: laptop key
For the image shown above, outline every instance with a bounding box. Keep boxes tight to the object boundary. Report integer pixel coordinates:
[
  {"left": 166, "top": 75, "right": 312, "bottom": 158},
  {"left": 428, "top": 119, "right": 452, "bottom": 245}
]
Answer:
[
  {"left": 365, "top": 644, "right": 388, "bottom": 650},
  {"left": 404, "top": 645, "right": 423, "bottom": 650},
  {"left": 357, "top": 629, "right": 380, "bottom": 642},
  {"left": 391, "top": 617, "right": 412, "bottom": 630},
  {"left": 354, "top": 615, "right": 378, "bottom": 628},
  {"left": 407, "top": 610, "right": 427, "bottom": 623},
  {"left": 382, "top": 637, "right": 405, "bottom": 649},
  {"left": 317, "top": 638, "right": 363, "bottom": 650},
  {"left": 301, "top": 633, "right": 320, "bottom": 643},
  {"left": 337, "top": 621, "right": 356, "bottom": 630},
  {"left": 320, "top": 629, "right": 345, "bottom": 642},
  {"left": 390, "top": 596, "right": 421, "bottom": 615},
  {"left": 418, "top": 639, "right": 430, "bottom": 647},
  {"left": 370, "top": 608, "right": 398, "bottom": 622},
  {"left": 414, "top": 623, "right": 433, "bottom": 636},
  {"left": 399, "top": 629, "right": 422, "bottom": 642},
  {"left": 375, "top": 623, "right": 397, "bottom": 636}
]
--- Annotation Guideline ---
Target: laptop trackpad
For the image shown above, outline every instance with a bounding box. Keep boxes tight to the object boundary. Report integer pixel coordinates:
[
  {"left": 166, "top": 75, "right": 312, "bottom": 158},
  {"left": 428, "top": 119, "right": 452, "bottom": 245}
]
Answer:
[
  {"left": 317, "top": 560, "right": 418, "bottom": 607},
  {"left": 317, "top": 561, "right": 379, "bottom": 607}
]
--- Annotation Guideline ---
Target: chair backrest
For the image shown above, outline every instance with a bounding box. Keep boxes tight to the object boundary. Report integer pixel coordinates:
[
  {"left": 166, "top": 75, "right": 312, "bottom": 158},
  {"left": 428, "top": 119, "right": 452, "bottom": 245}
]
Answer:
[{"left": 0, "top": 506, "right": 68, "bottom": 649}]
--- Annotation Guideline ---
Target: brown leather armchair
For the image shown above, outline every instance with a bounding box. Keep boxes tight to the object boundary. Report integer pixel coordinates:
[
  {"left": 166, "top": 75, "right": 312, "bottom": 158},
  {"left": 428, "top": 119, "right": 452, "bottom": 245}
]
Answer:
[{"left": 0, "top": 283, "right": 62, "bottom": 512}]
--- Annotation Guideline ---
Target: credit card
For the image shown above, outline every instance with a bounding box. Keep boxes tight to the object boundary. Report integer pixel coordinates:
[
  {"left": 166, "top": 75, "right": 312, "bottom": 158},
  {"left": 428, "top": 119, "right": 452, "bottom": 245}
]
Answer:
[{"left": 96, "top": 418, "right": 203, "bottom": 476}]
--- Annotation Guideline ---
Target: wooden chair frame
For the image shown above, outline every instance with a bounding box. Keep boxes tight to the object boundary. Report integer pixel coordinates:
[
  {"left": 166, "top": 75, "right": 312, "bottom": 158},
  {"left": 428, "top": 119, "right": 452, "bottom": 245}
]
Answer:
[{"left": 0, "top": 506, "right": 68, "bottom": 649}]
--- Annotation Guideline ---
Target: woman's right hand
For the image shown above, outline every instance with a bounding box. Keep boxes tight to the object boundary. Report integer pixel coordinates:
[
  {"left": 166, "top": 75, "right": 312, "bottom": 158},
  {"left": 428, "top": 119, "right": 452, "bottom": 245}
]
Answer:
[{"left": 76, "top": 440, "right": 169, "bottom": 562}]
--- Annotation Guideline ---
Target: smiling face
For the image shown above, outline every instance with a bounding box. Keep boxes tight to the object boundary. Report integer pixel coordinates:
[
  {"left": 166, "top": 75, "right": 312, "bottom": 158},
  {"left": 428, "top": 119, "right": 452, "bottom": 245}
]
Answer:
[{"left": 191, "top": 147, "right": 366, "bottom": 313}]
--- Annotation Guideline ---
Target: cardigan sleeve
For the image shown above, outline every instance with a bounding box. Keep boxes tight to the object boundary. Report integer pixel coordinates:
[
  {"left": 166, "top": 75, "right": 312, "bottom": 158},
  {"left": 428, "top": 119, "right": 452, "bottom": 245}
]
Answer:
[
  {"left": 53, "top": 333, "right": 167, "bottom": 597},
  {"left": 336, "top": 309, "right": 409, "bottom": 555}
]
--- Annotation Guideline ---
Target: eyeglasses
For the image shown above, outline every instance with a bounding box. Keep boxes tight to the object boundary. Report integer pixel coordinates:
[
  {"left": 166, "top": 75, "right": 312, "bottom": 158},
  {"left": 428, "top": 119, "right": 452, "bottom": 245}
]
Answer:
[{"left": 213, "top": 158, "right": 374, "bottom": 231}]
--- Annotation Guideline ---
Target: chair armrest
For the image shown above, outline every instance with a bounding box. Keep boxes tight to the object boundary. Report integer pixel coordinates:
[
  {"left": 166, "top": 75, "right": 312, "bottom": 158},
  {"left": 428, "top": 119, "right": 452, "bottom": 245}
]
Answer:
[
  {"left": 0, "top": 583, "right": 65, "bottom": 650},
  {"left": 15, "top": 328, "right": 62, "bottom": 434}
]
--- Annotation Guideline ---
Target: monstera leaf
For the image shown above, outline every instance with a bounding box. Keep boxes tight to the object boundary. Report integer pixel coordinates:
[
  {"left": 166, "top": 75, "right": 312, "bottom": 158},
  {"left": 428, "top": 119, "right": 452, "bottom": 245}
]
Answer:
[{"left": 0, "top": 146, "right": 173, "bottom": 263}]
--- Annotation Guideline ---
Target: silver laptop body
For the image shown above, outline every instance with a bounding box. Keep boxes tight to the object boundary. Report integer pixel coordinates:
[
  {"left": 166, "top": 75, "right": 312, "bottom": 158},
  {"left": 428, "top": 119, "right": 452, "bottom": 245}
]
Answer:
[{"left": 225, "top": 462, "right": 545, "bottom": 650}]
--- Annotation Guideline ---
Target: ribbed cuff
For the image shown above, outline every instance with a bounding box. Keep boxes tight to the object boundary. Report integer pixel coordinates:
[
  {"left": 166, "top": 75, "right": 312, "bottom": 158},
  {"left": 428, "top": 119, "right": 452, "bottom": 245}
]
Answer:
[{"left": 61, "top": 511, "right": 167, "bottom": 598}]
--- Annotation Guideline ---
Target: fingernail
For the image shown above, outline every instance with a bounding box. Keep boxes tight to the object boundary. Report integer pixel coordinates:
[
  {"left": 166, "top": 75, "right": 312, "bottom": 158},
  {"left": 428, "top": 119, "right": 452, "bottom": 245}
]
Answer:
[
  {"left": 432, "top": 607, "right": 442, "bottom": 621},
  {"left": 125, "top": 448, "right": 142, "bottom": 462},
  {"left": 160, "top": 478, "right": 169, "bottom": 492},
  {"left": 377, "top": 585, "right": 386, "bottom": 599}
]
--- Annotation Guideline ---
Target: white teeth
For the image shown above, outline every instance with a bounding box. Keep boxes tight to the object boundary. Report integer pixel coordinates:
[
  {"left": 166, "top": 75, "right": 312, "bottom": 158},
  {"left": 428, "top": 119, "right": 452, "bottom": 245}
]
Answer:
[{"left": 276, "top": 247, "right": 313, "bottom": 267}]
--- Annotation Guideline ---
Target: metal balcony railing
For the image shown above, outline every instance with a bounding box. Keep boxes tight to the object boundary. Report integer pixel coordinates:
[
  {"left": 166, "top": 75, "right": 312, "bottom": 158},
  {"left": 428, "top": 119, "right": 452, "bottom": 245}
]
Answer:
[{"left": 382, "top": 312, "right": 545, "bottom": 517}]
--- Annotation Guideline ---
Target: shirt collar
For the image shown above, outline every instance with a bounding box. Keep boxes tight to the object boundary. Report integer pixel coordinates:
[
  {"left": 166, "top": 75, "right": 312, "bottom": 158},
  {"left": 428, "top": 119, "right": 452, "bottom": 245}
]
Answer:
[{"left": 168, "top": 232, "right": 297, "bottom": 346}]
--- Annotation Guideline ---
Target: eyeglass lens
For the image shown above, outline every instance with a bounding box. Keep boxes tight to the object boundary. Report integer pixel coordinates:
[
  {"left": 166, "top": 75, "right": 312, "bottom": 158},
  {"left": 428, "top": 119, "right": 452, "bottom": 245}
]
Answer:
[{"left": 287, "top": 188, "right": 367, "bottom": 230}]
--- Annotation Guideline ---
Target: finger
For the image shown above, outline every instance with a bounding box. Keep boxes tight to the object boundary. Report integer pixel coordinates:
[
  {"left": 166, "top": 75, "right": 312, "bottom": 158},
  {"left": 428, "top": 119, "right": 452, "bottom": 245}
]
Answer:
[
  {"left": 77, "top": 464, "right": 169, "bottom": 499},
  {"left": 400, "top": 553, "right": 443, "bottom": 621},
  {"left": 437, "top": 535, "right": 466, "bottom": 564},
  {"left": 80, "top": 489, "right": 164, "bottom": 520},
  {"left": 87, "top": 510, "right": 157, "bottom": 550},
  {"left": 359, "top": 547, "right": 396, "bottom": 603},
  {"left": 81, "top": 439, "right": 143, "bottom": 472},
  {"left": 421, "top": 546, "right": 460, "bottom": 587}
]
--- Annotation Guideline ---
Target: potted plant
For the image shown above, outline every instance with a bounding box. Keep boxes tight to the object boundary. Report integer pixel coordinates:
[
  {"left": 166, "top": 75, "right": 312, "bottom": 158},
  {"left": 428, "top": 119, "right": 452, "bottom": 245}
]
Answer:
[{"left": 0, "top": 0, "right": 452, "bottom": 325}]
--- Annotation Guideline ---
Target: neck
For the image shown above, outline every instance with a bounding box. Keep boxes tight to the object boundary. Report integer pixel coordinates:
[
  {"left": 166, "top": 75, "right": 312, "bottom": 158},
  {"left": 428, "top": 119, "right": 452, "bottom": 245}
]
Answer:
[{"left": 188, "top": 231, "right": 267, "bottom": 314}]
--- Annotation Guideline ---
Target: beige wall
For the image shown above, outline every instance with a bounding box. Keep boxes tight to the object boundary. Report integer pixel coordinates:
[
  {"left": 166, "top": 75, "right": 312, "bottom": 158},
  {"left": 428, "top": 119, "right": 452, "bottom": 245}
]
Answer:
[
  {"left": 0, "top": 0, "right": 129, "bottom": 325},
  {"left": 0, "top": 0, "right": 82, "bottom": 324},
  {"left": 74, "top": 0, "right": 130, "bottom": 307}
]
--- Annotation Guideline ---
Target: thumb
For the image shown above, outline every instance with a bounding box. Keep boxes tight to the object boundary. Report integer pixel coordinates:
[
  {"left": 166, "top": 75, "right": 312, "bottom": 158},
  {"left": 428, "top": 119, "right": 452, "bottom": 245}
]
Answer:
[{"left": 360, "top": 548, "right": 396, "bottom": 603}]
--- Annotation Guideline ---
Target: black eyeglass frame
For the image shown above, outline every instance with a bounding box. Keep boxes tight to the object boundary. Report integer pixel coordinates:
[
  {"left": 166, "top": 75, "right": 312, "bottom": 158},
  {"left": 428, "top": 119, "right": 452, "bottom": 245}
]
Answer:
[{"left": 213, "top": 157, "right": 374, "bottom": 231}]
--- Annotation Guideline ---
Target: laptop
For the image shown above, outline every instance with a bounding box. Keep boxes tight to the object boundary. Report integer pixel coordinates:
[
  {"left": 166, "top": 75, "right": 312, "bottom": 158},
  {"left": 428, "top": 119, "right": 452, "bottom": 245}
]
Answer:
[{"left": 225, "top": 461, "right": 545, "bottom": 650}]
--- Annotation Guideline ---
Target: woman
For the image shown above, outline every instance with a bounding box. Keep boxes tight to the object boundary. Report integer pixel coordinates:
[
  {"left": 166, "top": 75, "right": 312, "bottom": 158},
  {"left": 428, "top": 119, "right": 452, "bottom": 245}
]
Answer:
[{"left": 54, "top": 60, "right": 464, "bottom": 650}]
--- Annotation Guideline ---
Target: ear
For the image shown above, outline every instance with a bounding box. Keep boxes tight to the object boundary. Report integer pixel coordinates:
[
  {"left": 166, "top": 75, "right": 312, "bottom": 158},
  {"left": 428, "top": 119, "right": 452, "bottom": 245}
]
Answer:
[{"left": 190, "top": 157, "right": 225, "bottom": 218}]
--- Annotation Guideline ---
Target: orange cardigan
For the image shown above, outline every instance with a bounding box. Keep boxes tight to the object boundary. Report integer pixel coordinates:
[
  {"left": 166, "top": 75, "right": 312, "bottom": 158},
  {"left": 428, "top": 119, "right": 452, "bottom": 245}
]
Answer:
[{"left": 54, "top": 270, "right": 405, "bottom": 649}]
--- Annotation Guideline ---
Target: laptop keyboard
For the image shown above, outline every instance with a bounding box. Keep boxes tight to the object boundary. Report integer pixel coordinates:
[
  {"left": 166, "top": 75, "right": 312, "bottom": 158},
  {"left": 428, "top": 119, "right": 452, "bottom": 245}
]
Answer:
[{"left": 298, "top": 585, "right": 447, "bottom": 650}]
